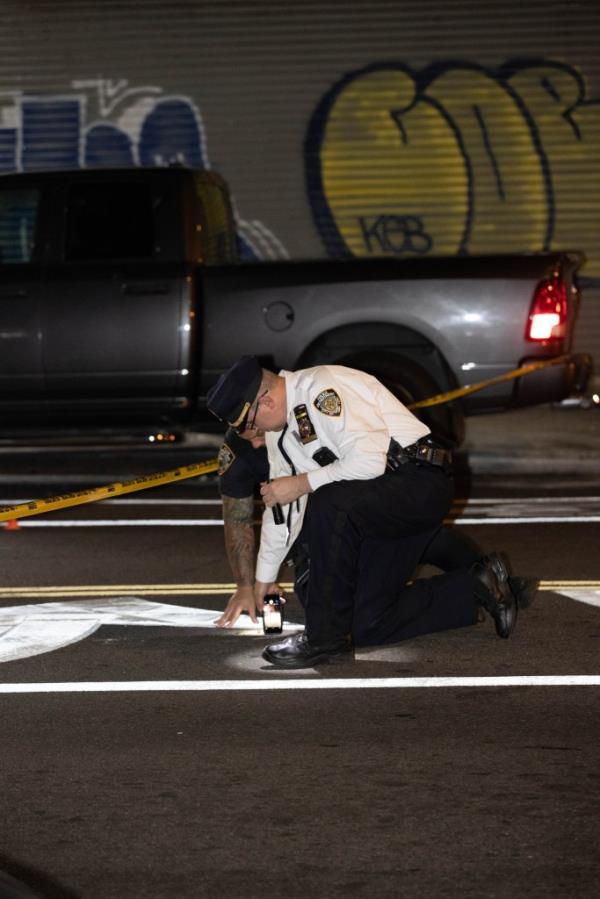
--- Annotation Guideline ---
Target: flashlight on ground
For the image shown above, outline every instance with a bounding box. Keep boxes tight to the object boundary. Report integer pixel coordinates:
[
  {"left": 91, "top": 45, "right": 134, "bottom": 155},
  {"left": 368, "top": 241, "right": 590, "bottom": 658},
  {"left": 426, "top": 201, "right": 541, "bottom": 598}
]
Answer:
[{"left": 263, "top": 594, "right": 284, "bottom": 634}]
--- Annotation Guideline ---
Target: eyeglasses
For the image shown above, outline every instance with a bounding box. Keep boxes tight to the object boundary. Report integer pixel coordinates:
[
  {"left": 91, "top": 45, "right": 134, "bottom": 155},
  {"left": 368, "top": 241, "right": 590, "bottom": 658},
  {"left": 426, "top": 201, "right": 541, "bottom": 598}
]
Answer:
[{"left": 235, "top": 389, "right": 267, "bottom": 434}]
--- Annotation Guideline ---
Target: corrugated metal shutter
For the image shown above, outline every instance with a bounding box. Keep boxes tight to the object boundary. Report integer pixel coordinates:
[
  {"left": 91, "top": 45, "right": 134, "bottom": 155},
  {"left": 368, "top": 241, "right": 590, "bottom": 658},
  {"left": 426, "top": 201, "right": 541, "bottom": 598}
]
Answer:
[{"left": 1, "top": 0, "right": 598, "bottom": 374}]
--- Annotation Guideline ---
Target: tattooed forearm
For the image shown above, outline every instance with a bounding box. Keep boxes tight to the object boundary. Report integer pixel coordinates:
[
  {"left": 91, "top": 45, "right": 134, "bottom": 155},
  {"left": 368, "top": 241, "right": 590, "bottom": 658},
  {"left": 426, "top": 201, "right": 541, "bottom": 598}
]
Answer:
[{"left": 222, "top": 495, "right": 256, "bottom": 586}]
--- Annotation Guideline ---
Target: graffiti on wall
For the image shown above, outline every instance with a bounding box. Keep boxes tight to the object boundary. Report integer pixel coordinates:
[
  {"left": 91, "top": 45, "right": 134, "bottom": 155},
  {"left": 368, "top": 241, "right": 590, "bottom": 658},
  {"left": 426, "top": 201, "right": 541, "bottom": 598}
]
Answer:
[
  {"left": 306, "top": 60, "right": 600, "bottom": 278},
  {"left": 0, "top": 78, "right": 287, "bottom": 261}
]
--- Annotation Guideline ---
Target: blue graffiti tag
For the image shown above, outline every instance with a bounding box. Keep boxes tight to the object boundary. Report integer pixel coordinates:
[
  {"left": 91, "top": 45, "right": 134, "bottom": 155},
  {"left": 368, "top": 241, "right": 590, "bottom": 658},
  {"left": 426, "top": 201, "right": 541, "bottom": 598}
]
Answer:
[{"left": 0, "top": 87, "right": 270, "bottom": 261}]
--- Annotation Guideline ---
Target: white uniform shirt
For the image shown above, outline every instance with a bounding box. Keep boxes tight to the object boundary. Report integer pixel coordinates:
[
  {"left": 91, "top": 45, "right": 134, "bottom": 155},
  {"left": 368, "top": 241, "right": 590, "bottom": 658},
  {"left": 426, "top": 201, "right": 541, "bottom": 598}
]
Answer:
[{"left": 255, "top": 365, "right": 430, "bottom": 583}]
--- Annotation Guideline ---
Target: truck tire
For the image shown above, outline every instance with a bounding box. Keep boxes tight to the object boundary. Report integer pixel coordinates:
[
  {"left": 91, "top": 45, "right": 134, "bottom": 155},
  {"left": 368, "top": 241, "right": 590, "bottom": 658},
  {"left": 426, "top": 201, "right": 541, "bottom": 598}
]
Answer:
[{"left": 337, "top": 352, "right": 465, "bottom": 448}]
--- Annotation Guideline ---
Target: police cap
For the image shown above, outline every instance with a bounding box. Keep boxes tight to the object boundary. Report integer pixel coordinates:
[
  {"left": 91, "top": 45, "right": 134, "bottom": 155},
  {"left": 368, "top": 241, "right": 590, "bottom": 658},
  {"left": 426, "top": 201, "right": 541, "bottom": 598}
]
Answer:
[{"left": 206, "top": 356, "right": 263, "bottom": 430}]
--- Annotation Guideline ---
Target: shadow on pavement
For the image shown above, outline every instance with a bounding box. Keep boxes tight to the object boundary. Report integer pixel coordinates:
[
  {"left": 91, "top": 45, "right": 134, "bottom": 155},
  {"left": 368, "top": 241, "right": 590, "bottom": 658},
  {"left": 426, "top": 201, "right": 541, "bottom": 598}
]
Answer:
[{"left": 0, "top": 854, "right": 79, "bottom": 899}]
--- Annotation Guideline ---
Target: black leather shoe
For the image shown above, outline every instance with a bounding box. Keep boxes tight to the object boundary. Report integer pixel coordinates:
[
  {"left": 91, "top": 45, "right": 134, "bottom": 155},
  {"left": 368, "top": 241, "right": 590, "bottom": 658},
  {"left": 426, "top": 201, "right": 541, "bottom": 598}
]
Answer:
[
  {"left": 471, "top": 553, "right": 517, "bottom": 639},
  {"left": 508, "top": 576, "right": 539, "bottom": 609},
  {"left": 262, "top": 632, "right": 353, "bottom": 669}
]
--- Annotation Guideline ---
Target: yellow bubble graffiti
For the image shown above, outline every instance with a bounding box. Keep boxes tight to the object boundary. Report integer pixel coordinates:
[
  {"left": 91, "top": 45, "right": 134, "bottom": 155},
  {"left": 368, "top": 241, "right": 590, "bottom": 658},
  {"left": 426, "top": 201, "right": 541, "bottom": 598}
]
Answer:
[
  {"left": 427, "top": 67, "right": 549, "bottom": 254},
  {"left": 313, "top": 61, "right": 600, "bottom": 277},
  {"left": 507, "top": 63, "right": 600, "bottom": 273},
  {"left": 320, "top": 68, "right": 469, "bottom": 257}
]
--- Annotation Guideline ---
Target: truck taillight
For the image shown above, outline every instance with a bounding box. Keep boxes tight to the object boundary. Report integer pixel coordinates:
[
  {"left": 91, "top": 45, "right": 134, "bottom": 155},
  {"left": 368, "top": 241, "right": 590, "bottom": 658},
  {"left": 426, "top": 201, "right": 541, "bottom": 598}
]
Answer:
[{"left": 526, "top": 275, "right": 568, "bottom": 341}]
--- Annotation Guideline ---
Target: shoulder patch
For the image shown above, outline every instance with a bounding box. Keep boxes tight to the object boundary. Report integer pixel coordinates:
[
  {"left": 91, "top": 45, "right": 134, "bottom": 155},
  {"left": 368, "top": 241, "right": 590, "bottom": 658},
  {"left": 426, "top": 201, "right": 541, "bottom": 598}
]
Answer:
[
  {"left": 314, "top": 388, "right": 342, "bottom": 417},
  {"left": 293, "top": 404, "right": 318, "bottom": 444},
  {"left": 218, "top": 442, "right": 236, "bottom": 476}
]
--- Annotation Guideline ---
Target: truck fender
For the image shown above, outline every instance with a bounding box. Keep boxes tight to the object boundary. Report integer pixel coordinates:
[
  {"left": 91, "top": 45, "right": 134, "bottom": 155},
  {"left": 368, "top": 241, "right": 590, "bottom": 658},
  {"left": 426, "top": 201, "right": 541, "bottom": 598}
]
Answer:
[{"left": 328, "top": 350, "right": 465, "bottom": 448}]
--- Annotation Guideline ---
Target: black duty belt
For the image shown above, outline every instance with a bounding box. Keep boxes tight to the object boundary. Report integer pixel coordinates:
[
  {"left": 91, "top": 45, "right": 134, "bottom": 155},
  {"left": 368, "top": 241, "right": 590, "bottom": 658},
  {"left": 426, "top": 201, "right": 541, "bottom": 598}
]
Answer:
[{"left": 387, "top": 437, "right": 452, "bottom": 474}]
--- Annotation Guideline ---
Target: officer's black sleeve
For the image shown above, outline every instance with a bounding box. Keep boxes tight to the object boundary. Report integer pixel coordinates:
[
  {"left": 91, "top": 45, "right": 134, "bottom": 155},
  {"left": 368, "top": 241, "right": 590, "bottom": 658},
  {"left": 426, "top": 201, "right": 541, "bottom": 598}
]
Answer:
[
  {"left": 217, "top": 436, "right": 269, "bottom": 498},
  {"left": 220, "top": 457, "right": 258, "bottom": 498}
]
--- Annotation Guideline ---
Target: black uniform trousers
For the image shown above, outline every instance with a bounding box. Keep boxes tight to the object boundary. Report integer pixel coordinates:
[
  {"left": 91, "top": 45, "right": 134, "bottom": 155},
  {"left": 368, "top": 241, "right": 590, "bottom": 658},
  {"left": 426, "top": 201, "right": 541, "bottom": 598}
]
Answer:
[{"left": 299, "top": 462, "right": 479, "bottom": 646}]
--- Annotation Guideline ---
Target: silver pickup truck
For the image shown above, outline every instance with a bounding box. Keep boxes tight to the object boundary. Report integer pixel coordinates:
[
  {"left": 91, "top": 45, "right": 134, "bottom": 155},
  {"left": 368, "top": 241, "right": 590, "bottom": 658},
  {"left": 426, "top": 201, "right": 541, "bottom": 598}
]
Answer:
[{"left": 0, "top": 166, "right": 590, "bottom": 446}]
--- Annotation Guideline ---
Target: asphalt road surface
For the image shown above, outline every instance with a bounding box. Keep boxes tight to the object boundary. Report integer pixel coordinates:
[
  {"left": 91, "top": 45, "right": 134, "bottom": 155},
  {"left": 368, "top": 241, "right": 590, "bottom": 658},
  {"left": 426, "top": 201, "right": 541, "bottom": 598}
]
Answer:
[{"left": 0, "top": 445, "right": 598, "bottom": 898}]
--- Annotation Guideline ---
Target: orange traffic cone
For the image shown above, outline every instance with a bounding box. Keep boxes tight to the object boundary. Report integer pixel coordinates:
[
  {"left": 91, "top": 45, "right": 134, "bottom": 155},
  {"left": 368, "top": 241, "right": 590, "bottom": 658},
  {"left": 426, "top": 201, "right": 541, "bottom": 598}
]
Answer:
[{"left": 4, "top": 519, "right": 21, "bottom": 531}]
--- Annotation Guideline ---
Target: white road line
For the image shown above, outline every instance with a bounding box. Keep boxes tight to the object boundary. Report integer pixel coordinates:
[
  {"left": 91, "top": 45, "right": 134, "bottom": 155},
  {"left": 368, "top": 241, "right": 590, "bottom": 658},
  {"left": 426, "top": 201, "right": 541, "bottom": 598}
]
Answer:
[
  {"left": 461, "top": 497, "right": 600, "bottom": 504},
  {"left": 7, "top": 519, "right": 223, "bottom": 527},
  {"left": 3, "top": 497, "right": 600, "bottom": 506},
  {"left": 3, "top": 495, "right": 600, "bottom": 528},
  {"left": 452, "top": 516, "right": 600, "bottom": 524},
  {"left": 8, "top": 515, "right": 600, "bottom": 527},
  {"left": 4, "top": 497, "right": 600, "bottom": 519},
  {"left": 0, "top": 676, "right": 599, "bottom": 694}
]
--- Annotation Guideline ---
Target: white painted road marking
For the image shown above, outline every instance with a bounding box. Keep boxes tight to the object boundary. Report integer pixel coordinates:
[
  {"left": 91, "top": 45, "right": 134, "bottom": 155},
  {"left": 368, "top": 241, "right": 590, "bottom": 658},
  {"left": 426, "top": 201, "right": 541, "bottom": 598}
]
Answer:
[
  {"left": 0, "top": 587, "right": 597, "bottom": 663},
  {"left": 0, "top": 598, "right": 302, "bottom": 663},
  {"left": 0, "top": 676, "right": 599, "bottom": 694},
  {"left": 7, "top": 516, "right": 600, "bottom": 526},
  {"left": 453, "top": 517, "right": 600, "bottom": 524},
  {"left": 5, "top": 519, "right": 224, "bottom": 527},
  {"left": 2, "top": 493, "right": 600, "bottom": 526},
  {"left": 3, "top": 496, "right": 600, "bottom": 507},
  {"left": 558, "top": 588, "right": 600, "bottom": 608}
]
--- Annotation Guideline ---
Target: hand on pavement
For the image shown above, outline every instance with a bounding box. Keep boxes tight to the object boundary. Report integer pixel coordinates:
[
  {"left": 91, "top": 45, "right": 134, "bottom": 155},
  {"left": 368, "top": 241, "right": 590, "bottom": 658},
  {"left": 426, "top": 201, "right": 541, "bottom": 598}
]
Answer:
[{"left": 214, "top": 586, "right": 257, "bottom": 628}]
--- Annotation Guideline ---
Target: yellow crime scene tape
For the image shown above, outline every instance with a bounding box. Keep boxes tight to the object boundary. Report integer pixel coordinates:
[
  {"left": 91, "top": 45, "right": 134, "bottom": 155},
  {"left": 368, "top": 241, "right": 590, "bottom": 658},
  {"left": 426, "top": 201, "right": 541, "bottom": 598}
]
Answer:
[
  {"left": 409, "top": 354, "right": 572, "bottom": 409},
  {"left": 0, "top": 460, "right": 219, "bottom": 523},
  {"left": 0, "top": 354, "right": 573, "bottom": 523}
]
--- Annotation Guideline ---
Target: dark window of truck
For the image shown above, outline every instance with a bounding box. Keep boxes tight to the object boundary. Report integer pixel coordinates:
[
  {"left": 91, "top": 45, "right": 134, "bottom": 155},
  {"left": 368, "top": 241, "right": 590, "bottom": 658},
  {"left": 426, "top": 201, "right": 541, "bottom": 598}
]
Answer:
[
  {"left": 65, "top": 182, "right": 155, "bottom": 260},
  {"left": 0, "top": 188, "right": 39, "bottom": 264}
]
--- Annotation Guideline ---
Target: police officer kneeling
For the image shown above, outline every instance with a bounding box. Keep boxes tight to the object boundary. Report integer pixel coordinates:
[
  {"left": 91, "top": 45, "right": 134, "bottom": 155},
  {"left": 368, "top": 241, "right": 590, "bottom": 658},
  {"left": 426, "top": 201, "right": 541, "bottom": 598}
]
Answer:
[{"left": 207, "top": 356, "right": 522, "bottom": 669}]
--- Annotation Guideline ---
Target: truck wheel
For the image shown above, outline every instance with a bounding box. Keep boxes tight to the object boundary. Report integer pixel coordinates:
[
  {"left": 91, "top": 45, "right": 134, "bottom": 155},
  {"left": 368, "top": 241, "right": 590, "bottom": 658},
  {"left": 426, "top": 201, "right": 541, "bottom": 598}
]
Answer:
[{"left": 338, "top": 352, "right": 465, "bottom": 448}]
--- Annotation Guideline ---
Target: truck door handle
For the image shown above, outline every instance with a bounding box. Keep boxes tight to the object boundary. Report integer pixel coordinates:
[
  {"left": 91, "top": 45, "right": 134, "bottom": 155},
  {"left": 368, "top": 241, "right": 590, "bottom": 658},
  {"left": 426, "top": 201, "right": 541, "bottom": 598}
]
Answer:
[{"left": 121, "top": 282, "right": 169, "bottom": 296}]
